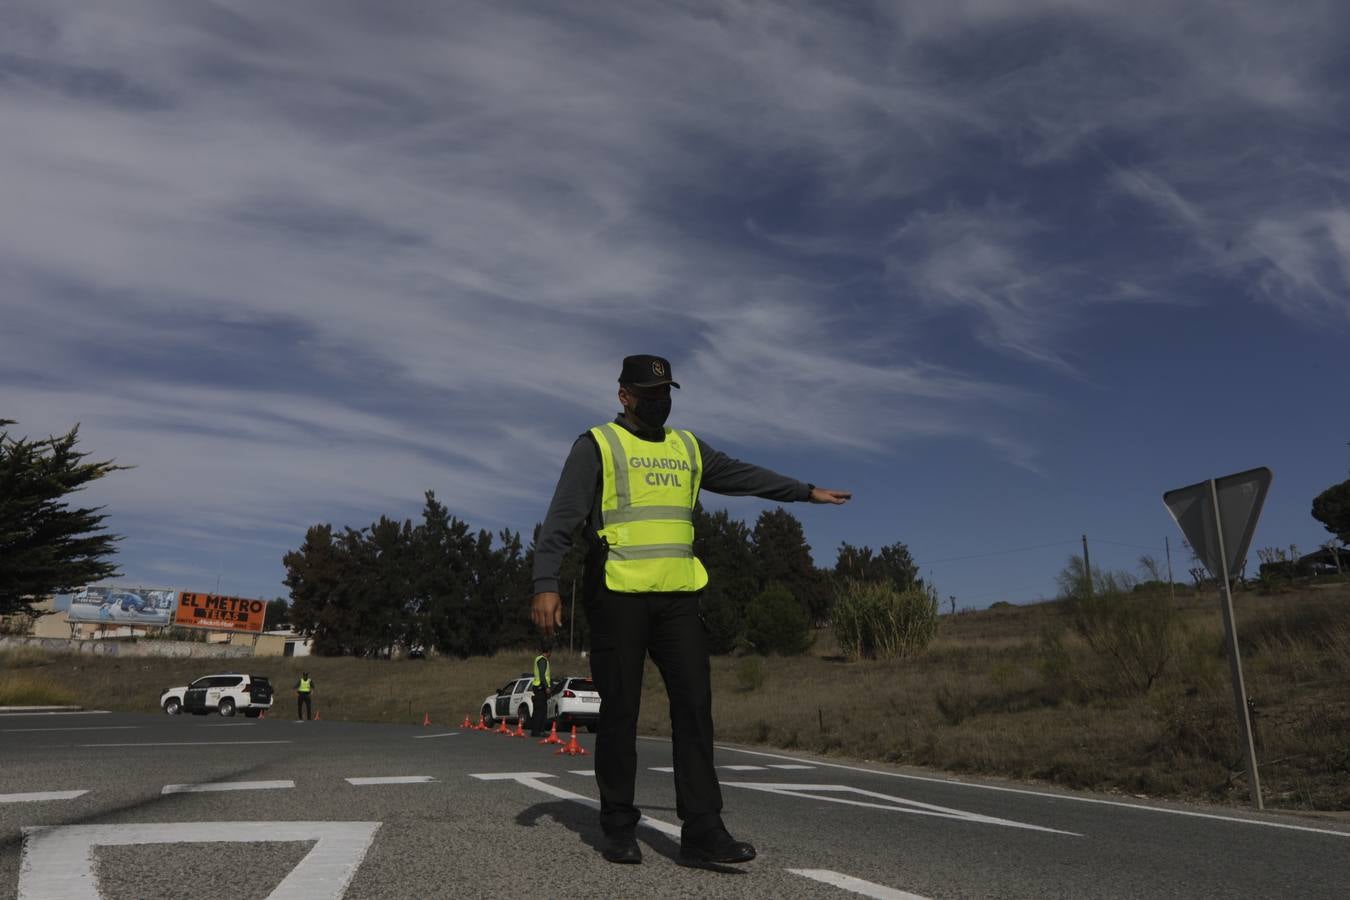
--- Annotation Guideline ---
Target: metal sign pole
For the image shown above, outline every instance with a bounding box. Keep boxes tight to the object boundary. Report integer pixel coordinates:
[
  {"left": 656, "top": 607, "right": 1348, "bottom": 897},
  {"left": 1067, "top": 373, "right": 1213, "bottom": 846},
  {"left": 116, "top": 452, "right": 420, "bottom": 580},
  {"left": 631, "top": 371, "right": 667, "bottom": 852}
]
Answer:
[{"left": 1209, "top": 479, "right": 1263, "bottom": 809}]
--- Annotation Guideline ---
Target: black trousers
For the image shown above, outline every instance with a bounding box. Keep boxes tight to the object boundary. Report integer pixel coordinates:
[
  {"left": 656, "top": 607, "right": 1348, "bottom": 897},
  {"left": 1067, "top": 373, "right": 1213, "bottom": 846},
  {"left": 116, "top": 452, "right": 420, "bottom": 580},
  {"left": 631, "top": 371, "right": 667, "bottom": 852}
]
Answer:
[
  {"left": 586, "top": 585, "right": 723, "bottom": 839},
  {"left": 530, "top": 686, "right": 549, "bottom": 735},
  {"left": 297, "top": 693, "right": 312, "bottom": 720}
]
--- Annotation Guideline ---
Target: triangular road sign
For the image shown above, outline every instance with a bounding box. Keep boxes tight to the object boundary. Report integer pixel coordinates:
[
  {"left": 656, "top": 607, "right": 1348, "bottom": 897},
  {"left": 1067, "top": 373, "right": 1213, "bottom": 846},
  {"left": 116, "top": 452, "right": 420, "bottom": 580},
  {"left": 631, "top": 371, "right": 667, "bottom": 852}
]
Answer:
[{"left": 1163, "top": 467, "right": 1272, "bottom": 580}]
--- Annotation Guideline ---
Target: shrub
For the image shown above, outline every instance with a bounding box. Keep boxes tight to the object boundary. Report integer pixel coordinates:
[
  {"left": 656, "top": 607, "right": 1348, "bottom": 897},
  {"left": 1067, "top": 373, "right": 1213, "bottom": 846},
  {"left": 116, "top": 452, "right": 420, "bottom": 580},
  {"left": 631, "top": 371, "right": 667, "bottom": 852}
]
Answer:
[
  {"left": 830, "top": 579, "right": 939, "bottom": 661},
  {"left": 1064, "top": 581, "right": 1181, "bottom": 694},
  {"left": 735, "top": 656, "right": 766, "bottom": 692},
  {"left": 743, "top": 584, "right": 812, "bottom": 655}
]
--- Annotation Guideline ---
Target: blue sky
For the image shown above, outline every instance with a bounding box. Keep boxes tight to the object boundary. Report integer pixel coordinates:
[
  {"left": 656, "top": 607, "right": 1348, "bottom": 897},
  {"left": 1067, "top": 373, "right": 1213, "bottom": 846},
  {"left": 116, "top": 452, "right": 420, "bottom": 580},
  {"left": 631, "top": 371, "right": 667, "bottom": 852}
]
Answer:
[{"left": 4, "top": 1, "right": 1348, "bottom": 609}]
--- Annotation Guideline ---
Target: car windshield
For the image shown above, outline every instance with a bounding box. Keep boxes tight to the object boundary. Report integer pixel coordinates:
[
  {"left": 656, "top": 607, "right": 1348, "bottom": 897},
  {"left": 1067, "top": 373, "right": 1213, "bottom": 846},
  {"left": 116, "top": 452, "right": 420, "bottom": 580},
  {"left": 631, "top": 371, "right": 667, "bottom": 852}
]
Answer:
[
  {"left": 567, "top": 679, "right": 596, "bottom": 692},
  {"left": 190, "top": 678, "right": 211, "bottom": 688}
]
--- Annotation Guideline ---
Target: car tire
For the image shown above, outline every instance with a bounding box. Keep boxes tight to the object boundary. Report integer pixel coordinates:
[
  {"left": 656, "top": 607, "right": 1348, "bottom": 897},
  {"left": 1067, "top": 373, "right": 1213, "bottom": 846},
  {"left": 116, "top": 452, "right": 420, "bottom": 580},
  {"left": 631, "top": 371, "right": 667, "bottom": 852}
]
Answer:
[
  {"left": 517, "top": 704, "right": 530, "bottom": 724},
  {"left": 218, "top": 698, "right": 236, "bottom": 718},
  {"left": 481, "top": 705, "right": 495, "bottom": 728},
  {"left": 244, "top": 709, "right": 261, "bottom": 718},
  {"left": 162, "top": 698, "right": 181, "bottom": 716}
]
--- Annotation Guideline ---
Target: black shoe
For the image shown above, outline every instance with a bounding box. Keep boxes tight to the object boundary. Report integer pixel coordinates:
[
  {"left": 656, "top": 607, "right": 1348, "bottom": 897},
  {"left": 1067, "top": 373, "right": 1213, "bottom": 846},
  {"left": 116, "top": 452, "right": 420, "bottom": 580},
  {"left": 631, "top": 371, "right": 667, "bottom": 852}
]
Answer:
[
  {"left": 602, "top": 833, "right": 642, "bottom": 864},
  {"left": 680, "top": 827, "right": 756, "bottom": 864}
]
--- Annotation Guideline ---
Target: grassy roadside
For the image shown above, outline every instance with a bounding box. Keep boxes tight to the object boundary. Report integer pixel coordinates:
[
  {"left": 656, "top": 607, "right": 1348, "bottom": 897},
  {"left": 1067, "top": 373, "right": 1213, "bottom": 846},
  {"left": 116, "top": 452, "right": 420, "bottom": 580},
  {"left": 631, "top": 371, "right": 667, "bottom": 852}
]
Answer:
[{"left": 4, "top": 584, "right": 1347, "bottom": 812}]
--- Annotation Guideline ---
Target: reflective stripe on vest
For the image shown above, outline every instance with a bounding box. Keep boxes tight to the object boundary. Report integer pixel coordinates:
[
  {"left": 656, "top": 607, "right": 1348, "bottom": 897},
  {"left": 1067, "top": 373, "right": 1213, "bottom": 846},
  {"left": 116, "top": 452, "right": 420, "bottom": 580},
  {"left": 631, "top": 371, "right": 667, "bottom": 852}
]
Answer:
[
  {"left": 532, "top": 656, "right": 550, "bottom": 687},
  {"left": 298, "top": 678, "right": 312, "bottom": 693},
  {"left": 590, "top": 422, "right": 709, "bottom": 593}
]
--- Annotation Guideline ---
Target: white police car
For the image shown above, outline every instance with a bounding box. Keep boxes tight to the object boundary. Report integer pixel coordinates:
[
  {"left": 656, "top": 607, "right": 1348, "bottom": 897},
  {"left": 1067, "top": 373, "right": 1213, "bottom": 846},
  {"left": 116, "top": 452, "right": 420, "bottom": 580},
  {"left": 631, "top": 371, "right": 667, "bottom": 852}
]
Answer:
[
  {"left": 548, "top": 676, "right": 601, "bottom": 733},
  {"left": 480, "top": 674, "right": 540, "bottom": 727},
  {"left": 160, "top": 674, "right": 274, "bottom": 718}
]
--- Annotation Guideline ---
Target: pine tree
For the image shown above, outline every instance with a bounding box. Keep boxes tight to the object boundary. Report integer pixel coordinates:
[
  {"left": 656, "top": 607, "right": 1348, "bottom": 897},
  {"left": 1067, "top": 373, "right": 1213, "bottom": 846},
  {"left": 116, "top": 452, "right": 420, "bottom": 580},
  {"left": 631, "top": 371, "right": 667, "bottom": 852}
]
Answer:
[
  {"left": 752, "top": 507, "right": 830, "bottom": 625},
  {"left": 0, "top": 420, "right": 127, "bottom": 616}
]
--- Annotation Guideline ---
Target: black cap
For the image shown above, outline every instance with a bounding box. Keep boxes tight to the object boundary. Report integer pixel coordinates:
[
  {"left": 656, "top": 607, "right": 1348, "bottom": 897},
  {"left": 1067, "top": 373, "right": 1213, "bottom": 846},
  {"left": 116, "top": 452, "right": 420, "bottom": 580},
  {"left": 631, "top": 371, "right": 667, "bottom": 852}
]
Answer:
[{"left": 619, "top": 355, "right": 680, "bottom": 389}]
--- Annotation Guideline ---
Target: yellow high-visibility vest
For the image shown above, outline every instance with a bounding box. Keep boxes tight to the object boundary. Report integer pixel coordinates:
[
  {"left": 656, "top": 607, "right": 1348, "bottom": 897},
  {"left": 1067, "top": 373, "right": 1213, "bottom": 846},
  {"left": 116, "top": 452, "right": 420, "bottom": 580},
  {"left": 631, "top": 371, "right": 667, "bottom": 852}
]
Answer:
[
  {"left": 532, "top": 655, "right": 551, "bottom": 688},
  {"left": 589, "top": 422, "right": 708, "bottom": 593},
  {"left": 297, "top": 678, "right": 312, "bottom": 693}
]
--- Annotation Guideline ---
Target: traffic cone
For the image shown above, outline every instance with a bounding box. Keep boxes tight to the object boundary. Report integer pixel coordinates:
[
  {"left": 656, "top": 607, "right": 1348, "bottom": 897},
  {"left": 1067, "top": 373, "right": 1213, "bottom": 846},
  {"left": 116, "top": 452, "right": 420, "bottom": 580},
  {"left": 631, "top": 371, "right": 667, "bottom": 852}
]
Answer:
[
  {"left": 539, "top": 721, "right": 562, "bottom": 745},
  {"left": 423, "top": 712, "right": 431, "bottom": 727},
  {"left": 512, "top": 717, "right": 527, "bottom": 738},
  {"left": 476, "top": 714, "right": 487, "bottom": 731},
  {"left": 461, "top": 715, "right": 473, "bottom": 729},
  {"left": 496, "top": 717, "right": 512, "bottom": 735},
  {"left": 556, "top": 725, "right": 588, "bottom": 756}
]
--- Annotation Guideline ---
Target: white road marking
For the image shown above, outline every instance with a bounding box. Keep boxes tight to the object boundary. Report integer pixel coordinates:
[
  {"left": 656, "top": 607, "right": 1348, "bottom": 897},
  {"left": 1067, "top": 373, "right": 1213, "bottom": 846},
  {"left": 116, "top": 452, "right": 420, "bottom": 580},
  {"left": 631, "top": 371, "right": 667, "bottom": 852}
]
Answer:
[
  {"left": 0, "top": 710, "right": 111, "bottom": 717},
  {"left": 79, "top": 741, "right": 291, "bottom": 747},
  {"left": 2, "top": 726, "right": 138, "bottom": 733},
  {"left": 788, "top": 869, "right": 931, "bottom": 900},
  {"left": 18, "top": 820, "right": 379, "bottom": 900},
  {"left": 768, "top": 764, "right": 815, "bottom": 770},
  {"left": 569, "top": 770, "right": 595, "bottom": 776},
  {"left": 411, "top": 732, "right": 459, "bottom": 739},
  {"left": 345, "top": 776, "right": 436, "bottom": 785},
  {"left": 471, "top": 772, "right": 682, "bottom": 839},
  {"left": 198, "top": 722, "right": 257, "bottom": 727},
  {"left": 162, "top": 780, "right": 295, "bottom": 794},
  {"left": 650, "top": 766, "right": 675, "bottom": 773},
  {"left": 721, "top": 783, "right": 1079, "bottom": 836},
  {"left": 720, "top": 765, "right": 768, "bottom": 771},
  {"left": 0, "top": 791, "right": 88, "bottom": 803},
  {"left": 718, "top": 745, "right": 1350, "bottom": 840}
]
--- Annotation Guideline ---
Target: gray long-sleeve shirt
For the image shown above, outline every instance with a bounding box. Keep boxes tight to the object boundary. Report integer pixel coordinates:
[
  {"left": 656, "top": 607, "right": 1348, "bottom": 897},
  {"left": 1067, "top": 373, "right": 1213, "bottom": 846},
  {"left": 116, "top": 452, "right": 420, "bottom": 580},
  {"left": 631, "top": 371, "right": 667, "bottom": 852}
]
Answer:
[{"left": 531, "top": 415, "right": 813, "bottom": 594}]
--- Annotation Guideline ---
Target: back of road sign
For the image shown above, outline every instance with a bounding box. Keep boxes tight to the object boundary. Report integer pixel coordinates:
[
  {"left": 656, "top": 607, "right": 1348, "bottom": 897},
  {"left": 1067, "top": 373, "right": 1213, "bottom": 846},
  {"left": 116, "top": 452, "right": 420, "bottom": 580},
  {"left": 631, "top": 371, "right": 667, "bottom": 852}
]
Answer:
[{"left": 1163, "top": 467, "right": 1272, "bottom": 580}]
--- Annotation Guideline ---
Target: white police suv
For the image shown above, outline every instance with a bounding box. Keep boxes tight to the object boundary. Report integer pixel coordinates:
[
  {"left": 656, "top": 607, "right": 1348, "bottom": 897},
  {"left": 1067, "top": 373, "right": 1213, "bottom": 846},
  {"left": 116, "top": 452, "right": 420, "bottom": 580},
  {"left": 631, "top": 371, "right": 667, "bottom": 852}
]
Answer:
[
  {"left": 548, "top": 676, "right": 601, "bottom": 733},
  {"left": 160, "top": 674, "right": 274, "bottom": 718}
]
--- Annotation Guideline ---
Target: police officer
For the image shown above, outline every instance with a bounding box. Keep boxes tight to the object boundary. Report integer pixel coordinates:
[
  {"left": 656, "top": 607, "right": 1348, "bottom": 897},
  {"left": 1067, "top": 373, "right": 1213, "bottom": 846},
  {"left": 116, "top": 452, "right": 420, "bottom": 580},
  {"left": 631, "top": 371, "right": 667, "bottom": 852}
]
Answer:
[
  {"left": 531, "top": 355, "right": 851, "bottom": 866},
  {"left": 529, "top": 643, "right": 552, "bottom": 737},
  {"left": 295, "top": 672, "right": 314, "bottom": 721}
]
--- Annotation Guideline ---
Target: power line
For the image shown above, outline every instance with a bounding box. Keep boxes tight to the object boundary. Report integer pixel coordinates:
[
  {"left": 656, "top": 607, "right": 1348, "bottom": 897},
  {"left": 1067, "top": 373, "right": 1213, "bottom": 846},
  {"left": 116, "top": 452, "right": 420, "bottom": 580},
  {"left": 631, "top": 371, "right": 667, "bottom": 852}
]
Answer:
[{"left": 922, "top": 540, "right": 1079, "bottom": 566}]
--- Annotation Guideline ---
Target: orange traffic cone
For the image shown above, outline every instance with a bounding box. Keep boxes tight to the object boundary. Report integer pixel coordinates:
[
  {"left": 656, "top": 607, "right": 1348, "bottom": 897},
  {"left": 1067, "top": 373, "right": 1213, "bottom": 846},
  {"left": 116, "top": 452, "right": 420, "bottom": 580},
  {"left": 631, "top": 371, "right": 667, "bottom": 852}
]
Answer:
[
  {"left": 476, "top": 714, "right": 487, "bottom": 731},
  {"left": 539, "top": 721, "right": 562, "bottom": 745},
  {"left": 512, "top": 717, "right": 527, "bottom": 738},
  {"left": 556, "top": 724, "right": 588, "bottom": 756},
  {"left": 496, "top": 717, "right": 512, "bottom": 735},
  {"left": 461, "top": 715, "right": 473, "bottom": 729},
  {"left": 423, "top": 712, "right": 431, "bottom": 727}
]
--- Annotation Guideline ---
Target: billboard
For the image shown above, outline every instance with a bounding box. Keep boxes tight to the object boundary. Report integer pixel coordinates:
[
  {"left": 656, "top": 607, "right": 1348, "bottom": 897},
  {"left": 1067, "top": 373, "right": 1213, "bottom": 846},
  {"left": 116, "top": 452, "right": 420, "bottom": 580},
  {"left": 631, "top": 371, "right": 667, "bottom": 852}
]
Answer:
[
  {"left": 173, "top": 592, "right": 267, "bottom": 634},
  {"left": 66, "top": 586, "right": 176, "bottom": 626}
]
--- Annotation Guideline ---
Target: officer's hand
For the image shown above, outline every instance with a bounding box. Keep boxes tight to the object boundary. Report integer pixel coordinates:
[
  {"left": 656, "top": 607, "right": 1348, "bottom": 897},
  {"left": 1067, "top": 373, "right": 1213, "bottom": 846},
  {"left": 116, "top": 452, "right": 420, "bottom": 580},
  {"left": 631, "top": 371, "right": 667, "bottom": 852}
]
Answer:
[
  {"left": 531, "top": 592, "right": 563, "bottom": 637},
  {"left": 809, "top": 487, "right": 853, "bottom": 505}
]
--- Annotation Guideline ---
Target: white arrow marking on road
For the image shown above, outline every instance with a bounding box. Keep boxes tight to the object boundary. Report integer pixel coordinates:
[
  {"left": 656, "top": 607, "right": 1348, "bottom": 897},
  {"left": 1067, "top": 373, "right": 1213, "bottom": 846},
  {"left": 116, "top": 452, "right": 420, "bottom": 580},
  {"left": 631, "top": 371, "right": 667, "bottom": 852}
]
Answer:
[
  {"left": 18, "top": 821, "right": 380, "bottom": 900},
  {"left": 568, "top": 770, "right": 595, "bottom": 776},
  {"left": 0, "top": 791, "right": 88, "bottom": 804},
  {"left": 163, "top": 780, "right": 295, "bottom": 794},
  {"left": 788, "top": 869, "right": 932, "bottom": 900},
  {"left": 345, "top": 776, "right": 436, "bottom": 785},
  {"left": 721, "top": 783, "right": 1079, "bottom": 836},
  {"left": 470, "top": 772, "right": 682, "bottom": 839}
]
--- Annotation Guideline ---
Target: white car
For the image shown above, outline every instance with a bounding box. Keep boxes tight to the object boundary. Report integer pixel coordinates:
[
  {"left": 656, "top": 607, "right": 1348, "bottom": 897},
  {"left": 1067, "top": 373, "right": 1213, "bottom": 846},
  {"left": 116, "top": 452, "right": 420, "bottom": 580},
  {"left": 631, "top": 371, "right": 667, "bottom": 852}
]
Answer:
[
  {"left": 548, "top": 676, "right": 601, "bottom": 733},
  {"left": 161, "top": 674, "right": 274, "bottom": 718},
  {"left": 480, "top": 674, "right": 539, "bottom": 727}
]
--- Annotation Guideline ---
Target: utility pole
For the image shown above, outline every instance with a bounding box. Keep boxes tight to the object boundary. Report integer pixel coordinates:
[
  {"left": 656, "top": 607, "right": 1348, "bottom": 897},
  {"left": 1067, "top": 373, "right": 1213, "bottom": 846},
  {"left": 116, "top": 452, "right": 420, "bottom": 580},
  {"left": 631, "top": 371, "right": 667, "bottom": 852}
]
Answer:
[
  {"left": 1165, "top": 535, "right": 1177, "bottom": 603},
  {"left": 1081, "top": 534, "right": 1093, "bottom": 599}
]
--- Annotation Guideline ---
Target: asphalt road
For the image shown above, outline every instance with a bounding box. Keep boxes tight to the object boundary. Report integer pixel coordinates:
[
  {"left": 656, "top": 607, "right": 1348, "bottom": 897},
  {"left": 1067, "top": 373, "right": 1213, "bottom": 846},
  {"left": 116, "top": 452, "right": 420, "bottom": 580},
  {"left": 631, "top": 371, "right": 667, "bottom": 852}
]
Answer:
[{"left": 2, "top": 709, "right": 1347, "bottom": 899}]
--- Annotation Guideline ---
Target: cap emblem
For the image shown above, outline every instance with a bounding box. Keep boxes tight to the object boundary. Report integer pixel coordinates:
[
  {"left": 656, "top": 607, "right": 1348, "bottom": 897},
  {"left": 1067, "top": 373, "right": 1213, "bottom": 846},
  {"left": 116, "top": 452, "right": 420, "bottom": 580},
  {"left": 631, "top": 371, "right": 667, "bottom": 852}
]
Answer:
[{"left": 652, "top": 360, "right": 666, "bottom": 377}]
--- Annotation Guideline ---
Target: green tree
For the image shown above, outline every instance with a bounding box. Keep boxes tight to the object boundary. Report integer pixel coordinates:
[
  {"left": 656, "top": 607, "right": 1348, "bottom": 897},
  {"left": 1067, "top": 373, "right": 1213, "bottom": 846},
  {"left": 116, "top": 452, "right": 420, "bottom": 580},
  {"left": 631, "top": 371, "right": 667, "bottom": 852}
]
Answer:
[
  {"left": 744, "top": 583, "right": 812, "bottom": 655},
  {"left": 1312, "top": 479, "right": 1350, "bottom": 545},
  {"left": 752, "top": 507, "right": 830, "bottom": 625},
  {"left": 0, "top": 420, "right": 127, "bottom": 616},
  {"left": 834, "top": 541, "right": 921, "bottom": 592},
  {"left": 694, "top": 506, "right": 758, "bottom": 653},
  {"left": 264, "top": 598, "right": 290, "bottom": 630}
]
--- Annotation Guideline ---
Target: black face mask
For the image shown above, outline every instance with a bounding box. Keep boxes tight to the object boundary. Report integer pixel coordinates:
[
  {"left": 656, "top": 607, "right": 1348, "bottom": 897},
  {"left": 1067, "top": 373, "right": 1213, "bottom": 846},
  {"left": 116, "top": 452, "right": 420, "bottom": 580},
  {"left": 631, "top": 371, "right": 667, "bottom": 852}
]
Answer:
[{"left": 631, "top": 395, "right": 672, "bottom": 430}]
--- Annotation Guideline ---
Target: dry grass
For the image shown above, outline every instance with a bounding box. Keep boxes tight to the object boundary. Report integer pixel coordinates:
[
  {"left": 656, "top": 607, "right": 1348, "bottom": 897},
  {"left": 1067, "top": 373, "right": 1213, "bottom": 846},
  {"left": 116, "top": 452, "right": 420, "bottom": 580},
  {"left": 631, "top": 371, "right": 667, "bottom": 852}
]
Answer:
[{"left": 5, "top": 585, "right": 1347, "bottom": 810}]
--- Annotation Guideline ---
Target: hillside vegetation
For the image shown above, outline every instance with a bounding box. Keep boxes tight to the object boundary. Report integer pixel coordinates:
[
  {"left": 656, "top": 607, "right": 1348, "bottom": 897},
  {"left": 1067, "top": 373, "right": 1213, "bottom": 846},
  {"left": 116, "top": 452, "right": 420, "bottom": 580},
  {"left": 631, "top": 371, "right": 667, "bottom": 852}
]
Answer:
[{"left": 4, "top": 583, "right": 1346, "bottom": 812}]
